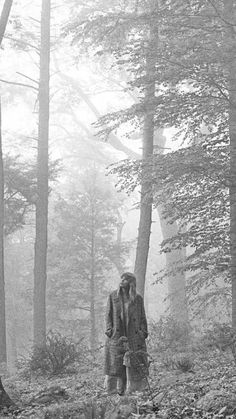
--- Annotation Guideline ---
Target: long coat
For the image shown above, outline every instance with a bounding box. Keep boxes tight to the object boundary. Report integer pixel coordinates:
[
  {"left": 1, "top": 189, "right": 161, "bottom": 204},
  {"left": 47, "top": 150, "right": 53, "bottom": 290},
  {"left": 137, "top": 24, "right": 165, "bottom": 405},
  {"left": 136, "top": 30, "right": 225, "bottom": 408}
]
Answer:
[{"left": 104, "top": 289, "right": 148, "bottom": 380}]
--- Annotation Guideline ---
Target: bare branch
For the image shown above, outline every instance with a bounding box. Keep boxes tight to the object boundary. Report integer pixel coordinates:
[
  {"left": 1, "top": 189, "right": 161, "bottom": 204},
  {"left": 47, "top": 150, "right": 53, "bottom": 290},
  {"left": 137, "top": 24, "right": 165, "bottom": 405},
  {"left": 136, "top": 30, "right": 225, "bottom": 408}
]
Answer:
[
  {"left": 16, "top": 72, "right": 39, "bottom": 85},
  {"left": 0, "top": 78, "right": 38, "bottom": 91},
  {"left": 55, "top": 62, "right": 140, "bottom": 158},
  {"left": 207, "top": 0, "right": 236, "bottom": 33},
  {"left": 77, "top": 306, "right": 90, "bottom": 312},
  {"left": 28, "top": 16, "right": 40, "bottom": 24},
  {"left": 4, "top": 35, "right": 40, "bottom": 51}
]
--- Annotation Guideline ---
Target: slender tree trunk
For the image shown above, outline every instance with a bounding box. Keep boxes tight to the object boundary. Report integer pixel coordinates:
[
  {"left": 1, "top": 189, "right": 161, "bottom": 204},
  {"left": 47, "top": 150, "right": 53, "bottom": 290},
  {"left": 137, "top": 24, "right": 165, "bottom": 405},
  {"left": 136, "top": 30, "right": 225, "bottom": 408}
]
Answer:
[
  {"left": 0, "top": 377, "right": 15, "bottom": 410},
  {"left": 155, "top": 130, "right": 188, "bottom": 325},
  {"left": 33, "top": 0, "right": 50, "bottom": 348},
  {"left": 5, "top": 238, "right": 19, "bottom": 373},
  {"left": 0, "top": 0, "right": 13, "bottom": 45},
  {"left": 0, "top": 112, "right": 15, "bottom": 407},
  {"left": 159, "top": 216, "right": 188, "bottom": 324},
  {"left": 113, "top": 211, "right": 125, "bottom": 275},
  {"left": 0, "top": 101, "right": 6, "bottom": 365},
  {"left": 90, "top": 197, "right": 96, "bottom": 352},
  {"left": 8, "top": 319, "right": 17, "bottom": 374},
  {"left": 0, "top": 0, "right": 14, "bottom": 370},
  {"left": 225, "top": 0, "right": 236, "bottom": 331},
  {"left": 134, "top": 24, "right": 156, "bottom": 297}
]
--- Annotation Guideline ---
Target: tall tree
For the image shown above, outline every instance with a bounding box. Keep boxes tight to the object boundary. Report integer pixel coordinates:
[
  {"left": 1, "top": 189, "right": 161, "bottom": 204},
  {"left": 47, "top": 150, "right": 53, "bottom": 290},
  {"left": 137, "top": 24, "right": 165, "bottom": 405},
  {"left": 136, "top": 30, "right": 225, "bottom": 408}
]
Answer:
[
  {"left": 154, "top": 0, "right": 236, "bottom": 329},
  {"left": 159, "top": 218, "right": 188, "bottom": 322},
  {"left": 134, "top": 8, "right": 157, "bottom": 297},
  {"left": 0, "top": 0, "right": 14, "bottom": 365},
  {"left": 0, "top": 101, "right": 6, "bottom": 365},
  {"left": 33, "top": 0, "right": 51, "bottom": 348},
  {"left": 225, "top": 0, "right": 236, "bottom": 330},
  {"left": 65, "top": 0, "right": 188, "bottom": 322},
  {"left": 148, "top": 142, "right": 229, "bottom": 315},
  {"left": 47, "top": 169, "right": 129, "bottom": 348}
]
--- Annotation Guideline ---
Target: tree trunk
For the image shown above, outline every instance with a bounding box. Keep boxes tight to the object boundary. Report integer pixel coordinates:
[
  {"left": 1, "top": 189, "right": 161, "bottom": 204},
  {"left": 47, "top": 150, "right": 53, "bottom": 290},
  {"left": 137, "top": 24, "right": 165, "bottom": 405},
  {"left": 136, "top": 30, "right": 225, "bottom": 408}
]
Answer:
[
  {"left": 156, "top": 130, "right": 188, "bottom": 326},
  {"left": 159, "top": 216, "right": 188, "bottom": 324},
  {"left": 90, "top": 200, "right": 96, "bottom": 352},
  {"left": 90, "top": 273, "right": 96, "bottom": 352},
  {"left": 225, "top": 0, "right": 236, "bottom": 331},
  {"left": 5, "top": 238, "right": 19, "bottom": 373},
  {"left": 0, "top": 101, "right": 6, "bottom": 365},
  {"left": 0, "top": 0, "right": 13, "bottom": 45},
  {"left": 0, "top": 0, "right": 14, "bottom": 370},
  {"left": 134, "top": 23, "right": 156, "bottom": 297},
  {"left": 0, "top": 377, "right": 16, "bottom": 411},
  {"left": 113, "top": 211, "right": 125, "bottom": 275},
  {"left": 33, "top": 0, "right": 50, "bottom": 348},
  {"left": 7, "top": 318, "right": 17, "bottom": 375}
]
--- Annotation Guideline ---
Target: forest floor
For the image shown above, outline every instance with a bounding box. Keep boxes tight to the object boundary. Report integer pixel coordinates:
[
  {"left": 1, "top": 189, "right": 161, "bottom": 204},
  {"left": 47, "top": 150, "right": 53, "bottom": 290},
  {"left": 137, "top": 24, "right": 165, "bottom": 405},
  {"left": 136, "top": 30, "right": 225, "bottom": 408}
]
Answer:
[{"left": 1, "top": 347, "right": 236, "bottom": 419}]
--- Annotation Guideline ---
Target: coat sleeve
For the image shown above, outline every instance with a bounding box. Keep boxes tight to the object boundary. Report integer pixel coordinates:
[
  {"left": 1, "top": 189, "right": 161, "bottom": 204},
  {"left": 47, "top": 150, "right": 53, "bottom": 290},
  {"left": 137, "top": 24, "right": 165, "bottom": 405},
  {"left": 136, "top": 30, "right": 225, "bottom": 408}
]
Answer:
[
  {"left": 139, "top": 296, "right": 148, "bottom": 339},
  {"left": 105, "top": 293, "right": 113, "bottom": 338}
]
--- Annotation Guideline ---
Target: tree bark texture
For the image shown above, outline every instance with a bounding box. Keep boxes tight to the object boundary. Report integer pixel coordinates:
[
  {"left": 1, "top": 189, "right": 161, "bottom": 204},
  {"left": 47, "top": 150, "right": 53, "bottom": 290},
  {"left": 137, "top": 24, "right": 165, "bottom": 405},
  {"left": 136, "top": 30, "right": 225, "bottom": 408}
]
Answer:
[
  {"left": 114, "top": 211, "right": 125, "bottom": 275},
  {"left": 90, "top": 202, "right": 96, "bottom": 352},
  {"left": 5, "top": 240, "right": 18, "bottom": 373},
  {"left": 0, "top": 0, "right": 13, "bottom": 46},
  {"left": 134, "top": 25, "right": 156, "bottom": 297},
  {"left": 0, "top": 101, "right": 6, "bottom": 364},
  {"left": 225, "top": 0, "right": 236, "bottom": 331},
  {"left": 0, "top": 377, "right": 16, "bottom": 410},
  {"left": 33, "top": 0, "right": 50, "bottom": 348}
]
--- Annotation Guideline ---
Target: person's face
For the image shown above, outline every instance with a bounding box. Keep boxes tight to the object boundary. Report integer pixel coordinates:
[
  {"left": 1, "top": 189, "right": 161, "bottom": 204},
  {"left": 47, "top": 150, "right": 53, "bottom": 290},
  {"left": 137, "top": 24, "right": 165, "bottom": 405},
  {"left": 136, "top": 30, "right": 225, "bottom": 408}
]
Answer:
[{"left": 120, "top": 276, "right": 130, "bottom": 289}]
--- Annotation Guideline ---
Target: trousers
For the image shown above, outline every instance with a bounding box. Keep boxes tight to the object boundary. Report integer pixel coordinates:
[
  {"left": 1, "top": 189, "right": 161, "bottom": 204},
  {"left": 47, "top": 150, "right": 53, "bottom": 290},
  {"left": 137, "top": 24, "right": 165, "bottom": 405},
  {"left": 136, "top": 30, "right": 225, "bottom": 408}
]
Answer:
[{"left": 105, "top": 366, "right": 147, "bottom": 394}]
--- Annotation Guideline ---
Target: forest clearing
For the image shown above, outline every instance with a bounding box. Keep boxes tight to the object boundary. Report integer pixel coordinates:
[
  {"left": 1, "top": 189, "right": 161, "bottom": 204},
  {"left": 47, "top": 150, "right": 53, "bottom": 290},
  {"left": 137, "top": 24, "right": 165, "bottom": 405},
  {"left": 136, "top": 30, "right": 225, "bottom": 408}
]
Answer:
[{"left": 0, "top": 0, "right": 236, "bottom": 418}]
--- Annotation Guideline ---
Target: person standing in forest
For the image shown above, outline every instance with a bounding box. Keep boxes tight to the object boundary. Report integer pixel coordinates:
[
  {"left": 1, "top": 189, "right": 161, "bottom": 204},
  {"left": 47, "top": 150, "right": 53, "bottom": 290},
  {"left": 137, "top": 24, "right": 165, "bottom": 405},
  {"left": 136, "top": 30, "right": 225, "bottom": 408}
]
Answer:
[{"left": 104, "top": 272, "right": 149, "bottom": 395}]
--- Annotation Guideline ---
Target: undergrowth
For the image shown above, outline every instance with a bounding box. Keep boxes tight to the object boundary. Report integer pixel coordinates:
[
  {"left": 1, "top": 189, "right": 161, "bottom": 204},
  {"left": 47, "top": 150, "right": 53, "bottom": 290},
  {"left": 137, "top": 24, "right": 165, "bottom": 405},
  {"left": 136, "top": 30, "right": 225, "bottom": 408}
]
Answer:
[{"left": 2, "top": 322, "right": 236, "bottom": 418}]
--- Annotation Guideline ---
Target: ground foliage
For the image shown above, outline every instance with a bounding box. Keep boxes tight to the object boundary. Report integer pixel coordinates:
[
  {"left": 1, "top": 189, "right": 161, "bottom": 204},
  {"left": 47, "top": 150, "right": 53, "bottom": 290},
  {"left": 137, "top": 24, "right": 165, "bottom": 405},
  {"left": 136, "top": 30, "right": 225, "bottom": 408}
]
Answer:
[
  {"left": 1, "top": 325, "right": 236, "bottom": 418},
  {"left": 25, "top": 331, "right": 85, "bottom": 376}
]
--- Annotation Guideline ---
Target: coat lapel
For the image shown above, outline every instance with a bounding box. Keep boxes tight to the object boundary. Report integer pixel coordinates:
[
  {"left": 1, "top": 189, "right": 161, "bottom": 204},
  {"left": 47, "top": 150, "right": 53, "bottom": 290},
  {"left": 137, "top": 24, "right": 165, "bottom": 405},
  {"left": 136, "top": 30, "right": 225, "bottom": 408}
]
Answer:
[
  {"left": 127, "top": 297, "right": 138, "bottom": 328},
  {"left": 114, "top": 289, "right": 121, "bottom": 316}
]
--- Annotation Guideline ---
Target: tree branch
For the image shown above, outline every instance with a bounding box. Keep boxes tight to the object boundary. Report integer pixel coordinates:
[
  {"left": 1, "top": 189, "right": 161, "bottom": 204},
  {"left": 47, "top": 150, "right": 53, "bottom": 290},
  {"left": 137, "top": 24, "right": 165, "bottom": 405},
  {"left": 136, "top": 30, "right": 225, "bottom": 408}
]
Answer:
[
  {"left": 4, "top": 35, "right": 40, "bottom": 52},
  {"left": 207, "top": 0, "right": 236, "bottom": 33},
  {"left": 77, "top": 306, "right": 90, "bottom": 312},
  {"left": 53, "top": 55, "right": 140, "bottom": 159},
  {"left": 0, "top": 0, "right": 13, "bottom": 46},
  {"left": 16, "top": 72, "right": 39, "bottom": 85},
  {"left": 0, "top": 78, "right": 38, "bottom": 91}
]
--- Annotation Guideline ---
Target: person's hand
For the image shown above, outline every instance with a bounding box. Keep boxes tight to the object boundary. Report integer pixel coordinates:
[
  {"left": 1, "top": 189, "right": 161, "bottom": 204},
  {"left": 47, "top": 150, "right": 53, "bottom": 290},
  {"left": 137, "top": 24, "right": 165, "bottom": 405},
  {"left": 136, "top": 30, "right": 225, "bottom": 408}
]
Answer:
[
  {"left": 105, "top": 328, "right": 113, "bottom": 338},
  {"left": 138, "top": 329, "right": 148, "bottom": 339},
  {"left": 118, "top": 336, "right": 128, "bottom": 344},
  {"left": 118, "top": 336, "right": 129, "bottom": 351}
]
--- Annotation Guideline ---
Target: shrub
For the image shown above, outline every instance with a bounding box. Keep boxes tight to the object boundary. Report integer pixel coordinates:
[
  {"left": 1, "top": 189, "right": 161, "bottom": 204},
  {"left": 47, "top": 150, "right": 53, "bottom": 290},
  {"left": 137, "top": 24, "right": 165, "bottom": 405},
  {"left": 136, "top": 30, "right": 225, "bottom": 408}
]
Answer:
[
  {"left": 201, "top": 322, "right": 236, "bottom": 364},
  {"left": 44, "top": 400, "right": 107, "bottom": 419},
  {"left": 162, "top": 353, "right": 194, "bottom": 372},
  {"left": 174, "top": 354, "right": 194, "bottom": 373},
  {"left": 28, "top": 331, "right": 85, "bottom": 375},
  {"left": 148, "top": 316, "right": 189, "bottom": 353}
]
